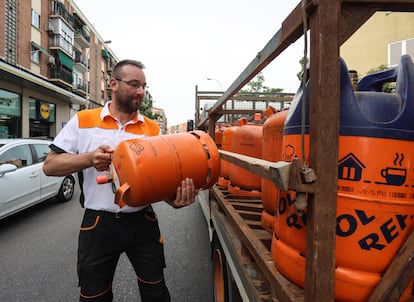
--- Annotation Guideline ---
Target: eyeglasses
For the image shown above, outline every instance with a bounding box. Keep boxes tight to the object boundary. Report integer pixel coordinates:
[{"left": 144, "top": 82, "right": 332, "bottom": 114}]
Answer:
[{"left": 114, "top": 78, "right": 146, "bottom": 90}]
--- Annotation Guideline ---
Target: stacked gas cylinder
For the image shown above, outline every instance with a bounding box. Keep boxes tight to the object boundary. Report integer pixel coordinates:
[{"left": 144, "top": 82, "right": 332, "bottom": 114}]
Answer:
[{"left": 214, "top": 55, "right": 414, "bottom": 301}]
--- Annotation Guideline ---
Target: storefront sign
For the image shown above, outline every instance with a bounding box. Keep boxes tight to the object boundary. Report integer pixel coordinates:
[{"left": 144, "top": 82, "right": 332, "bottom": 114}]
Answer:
[{"left": 36, "top": 100, "right": 52, "bottom": 121}]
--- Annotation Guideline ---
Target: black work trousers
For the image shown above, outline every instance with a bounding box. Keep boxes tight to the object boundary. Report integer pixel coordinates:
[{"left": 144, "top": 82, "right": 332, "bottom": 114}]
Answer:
[{"left": 77, "top": 206, "right": 171, "bottom": 302}]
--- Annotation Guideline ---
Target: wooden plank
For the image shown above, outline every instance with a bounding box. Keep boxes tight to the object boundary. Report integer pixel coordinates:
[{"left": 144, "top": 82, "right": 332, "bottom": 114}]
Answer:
[
  {"left": 226, "top": 198, "right": 262, "bottom": 204},
  {"left": 212, "top": 185, "right": 305, "bottom": 301},
  {"left": 195, "top": 92, "right": 295, "bottom": 128},
  {"left": 197, "top": 0, "right": 317, "bottom": 129},
  {"left": 224, "top": 193, "right": 260, "bottom": 200},
  {"left": 219, "top": 152, "right": 317, "bottom": 194},
  {"left": 341, "top": 0, "right": 414, "bottom": 10},
  {"left": 340, "top": 5, "right": 376, "bottom": 44},
  {"left": 252, "top": 228, "right": 272, "bottom": 241},
  {"left": 367, "top": 228, "right": 414, "bottom": 302},
  {"left": 237, "top": 210, "right": 262, "bottom": 222},
  {"left": 196, "top": 93, "right": 295, "bottom": 101},
  {"left": 305, "top": 0, "right": 341, "bottom": 300},
  {"left": 231, "top": 202, "right": 263, "bottom": 212},
  {"left": 219, "top": 150, "right": 291, "bottom": 191},
  {"left": 211, "top": 202, "right": 271, "bottom": 301},
  {"left": 247, "top": 220, "right": 266, "bottom": 232}
]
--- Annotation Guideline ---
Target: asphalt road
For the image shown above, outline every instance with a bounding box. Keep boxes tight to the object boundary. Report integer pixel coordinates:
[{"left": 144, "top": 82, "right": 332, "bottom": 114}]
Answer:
[{"left": 0, "top": 184, "right": 213, "bottom": 302}]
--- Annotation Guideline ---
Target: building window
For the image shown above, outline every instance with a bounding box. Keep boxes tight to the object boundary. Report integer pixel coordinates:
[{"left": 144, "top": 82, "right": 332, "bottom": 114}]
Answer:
[
  {"left": 30, "top": 45, "right": 41, "bottom": 64},
  {"left": 407, "top": 39, "right": 414, "bottom": 58},
  {"left": 0, "top": 89, "right": 21, "bottom": 138},
  {"left": 31, "top": 9, "right": 41, "bottom": 29},
  {"left": 389, "top": 38, "right": 414, "bottom": 66},
  {"left": 31, "top": 42, "right": 52, "bottom": 65}
]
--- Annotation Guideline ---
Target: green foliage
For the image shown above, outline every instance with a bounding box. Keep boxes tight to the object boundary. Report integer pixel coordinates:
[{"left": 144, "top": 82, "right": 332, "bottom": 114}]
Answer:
[
  {"left": 365, "top": 64, "right": 395, "bottom": 93},
  {"left": 239, "top": 72, "right": 283, "bottom": 93},
  {"left": 139, "top": 93, "right": 160, "bottom": 120},
  {"left": 266, "top": 87, "right": 284, "bottom": 93},
  {"left": 297, "top": 56, "right": 309, "bottom": 82},
  {"left": 366, "top": 64, "right": 389, "bottom": 74}
]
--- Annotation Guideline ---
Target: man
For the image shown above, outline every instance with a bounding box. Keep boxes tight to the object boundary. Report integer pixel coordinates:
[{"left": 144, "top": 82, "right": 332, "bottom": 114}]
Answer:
[{"left": 43, "top": 59, "right": 197, "bottom": 302}]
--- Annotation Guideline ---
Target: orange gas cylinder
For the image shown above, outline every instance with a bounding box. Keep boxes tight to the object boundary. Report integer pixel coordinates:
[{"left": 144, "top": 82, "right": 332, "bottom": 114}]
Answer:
[
  {"left": 214, "top": 124, "right": 226, "bottom": 148},
  {"left": 217, "top": 125, "right": 237, "bottom": 188},
  {"left": 261, "top": 210, "right": 275, "bottom": 234},
  {"left": 270, "top": 235, "right": 412, "bottom": 302},
  {"left": 97, "top": 130, "right": 220, "bottom": 207},
  {"left": 272, "top": 56, "right": 414, "bottom": 301},
  {"left": 228, "top": 118, "right": 263, "bottom": 196},
  {"left": 262, "top": 107, "right": 288, "bottom": 215}
]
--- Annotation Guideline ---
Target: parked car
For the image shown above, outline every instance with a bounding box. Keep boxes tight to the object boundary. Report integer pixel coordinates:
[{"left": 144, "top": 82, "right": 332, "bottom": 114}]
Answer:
[{"left": 0, "top": 138, "right": 75, "bottom": 220}]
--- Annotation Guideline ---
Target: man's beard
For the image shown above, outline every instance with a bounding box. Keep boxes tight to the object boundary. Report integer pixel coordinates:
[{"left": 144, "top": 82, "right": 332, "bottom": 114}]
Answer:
[{"left": 117, "top": 96, "right": 141, "bottom": 114}]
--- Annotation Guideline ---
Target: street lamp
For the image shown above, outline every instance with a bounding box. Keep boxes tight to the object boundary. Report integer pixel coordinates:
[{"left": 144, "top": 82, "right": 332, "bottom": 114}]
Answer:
[
  {"left": 85, "top": 40, "right": 112, "bottom": 108},
  {"left": 206, "top": 77, "right": 223, "bottom": 91}
]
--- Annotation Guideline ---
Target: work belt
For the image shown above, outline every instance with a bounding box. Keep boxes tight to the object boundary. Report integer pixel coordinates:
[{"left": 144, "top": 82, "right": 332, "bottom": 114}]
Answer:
[{"left": 85, "top": 206, "right": 152, "bottom": 219}]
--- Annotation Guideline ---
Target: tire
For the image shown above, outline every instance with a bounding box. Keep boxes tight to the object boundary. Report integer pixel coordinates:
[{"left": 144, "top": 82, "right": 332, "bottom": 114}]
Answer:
[
  {"left": 212, "top": 236, "right": 229, "bottom": 302},
  {"left": 56, "top": 175, "right": 75, "bottom": 202},
  {"left": 212, "top": 235, "right": 243, "bottom": 302}
]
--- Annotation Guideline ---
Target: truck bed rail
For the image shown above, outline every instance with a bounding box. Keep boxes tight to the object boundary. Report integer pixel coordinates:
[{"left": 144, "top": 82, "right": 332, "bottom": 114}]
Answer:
[
  {"left": 199, "top": 1, "right": 414, "bottom": 300},
  {"left": 211, "top": 185, "right": 305, "bottom": 301}
]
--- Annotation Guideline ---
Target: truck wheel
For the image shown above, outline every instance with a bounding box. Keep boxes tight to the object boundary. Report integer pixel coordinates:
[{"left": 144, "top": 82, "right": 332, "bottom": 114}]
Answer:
[{"left": 212, "top": 237, "right": 229, "bottom": 302}]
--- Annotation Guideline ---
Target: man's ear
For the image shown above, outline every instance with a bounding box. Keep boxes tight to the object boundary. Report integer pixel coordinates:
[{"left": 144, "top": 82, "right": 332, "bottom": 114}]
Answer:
[{"left": 109, "top": 78, "right": 119, "bottom": 91}]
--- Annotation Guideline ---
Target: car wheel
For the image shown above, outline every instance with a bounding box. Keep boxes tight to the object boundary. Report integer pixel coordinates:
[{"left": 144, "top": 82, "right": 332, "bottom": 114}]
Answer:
[{"left": 56, "top": 175, "right": 75, "bottom": 202}]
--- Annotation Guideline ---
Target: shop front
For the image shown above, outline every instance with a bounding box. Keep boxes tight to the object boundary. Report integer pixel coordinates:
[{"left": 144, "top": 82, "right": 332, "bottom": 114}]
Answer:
[
  {"left": 0, "top": 89, "right": 21, "bottom": 138},
  {"left": 29, "top": 100, "right": 56, "bottom": 138},
  {"left": 0, "top": 61, "right": 85, "bottom": 139}
]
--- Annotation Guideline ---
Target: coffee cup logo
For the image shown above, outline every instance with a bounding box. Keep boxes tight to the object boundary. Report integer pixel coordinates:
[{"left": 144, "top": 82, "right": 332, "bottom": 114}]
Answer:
[{"left": 380, "top": 167, "right": 406, "bottom": 186}]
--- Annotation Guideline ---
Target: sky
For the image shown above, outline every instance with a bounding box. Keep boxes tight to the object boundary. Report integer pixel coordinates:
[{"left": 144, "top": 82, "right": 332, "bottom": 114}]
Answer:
[{"left": 73, "top": 0, "right": 304, "bottom": 126}]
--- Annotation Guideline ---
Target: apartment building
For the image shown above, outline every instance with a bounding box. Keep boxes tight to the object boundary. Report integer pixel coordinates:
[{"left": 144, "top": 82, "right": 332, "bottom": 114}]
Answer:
[
  {"left": 0, "top": 0, "right": 117, "bottom": 138},
  {"left": 151, "top": 106, "right": 167, "bottom": 134},
  {"left": 341, "top": 11, "right": 414, "bottom": 79}
]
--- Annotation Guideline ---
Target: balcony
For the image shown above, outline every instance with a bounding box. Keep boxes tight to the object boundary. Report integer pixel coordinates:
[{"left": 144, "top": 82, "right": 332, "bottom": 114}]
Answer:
[
  {"left": 72, "top": 82, "right": 87, "bottom": 96},
  {"left": 50, "top": 0, "right": 74, "bottom": 27},
  {"left": 49, "top": 66, "right": 73, "bottom": 89},
  {"left": 74, "top": 28, "right": 90, "bottom": 49},
  {"left": 49, "top": 35, "right": 73, "bottom": 57},
  {"left": 74, "top": 51, "right": 88, "bottom": 72}
]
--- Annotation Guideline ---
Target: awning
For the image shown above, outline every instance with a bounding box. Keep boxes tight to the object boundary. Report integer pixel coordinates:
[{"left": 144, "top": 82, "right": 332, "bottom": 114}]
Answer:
[
  {"left": 31, "top": 41, "right": 50, "bottom": 56},
  {"left": 58, "top": 50, "right": 73, "bottom": 71},
  {"left": 101, "top": 49, "right": 111, "bottom": 60}
]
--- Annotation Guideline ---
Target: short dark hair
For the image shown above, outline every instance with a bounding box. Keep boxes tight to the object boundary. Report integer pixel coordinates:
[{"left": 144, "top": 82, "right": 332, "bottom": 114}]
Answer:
[{"left": 112, "top": 60, "right": 145, "bottom": 78}]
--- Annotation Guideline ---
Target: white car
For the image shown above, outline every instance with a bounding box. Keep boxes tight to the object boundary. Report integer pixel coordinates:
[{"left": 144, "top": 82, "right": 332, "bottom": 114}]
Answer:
[{"left": 0, "top": 138, "right": 75, "bottom": 220}]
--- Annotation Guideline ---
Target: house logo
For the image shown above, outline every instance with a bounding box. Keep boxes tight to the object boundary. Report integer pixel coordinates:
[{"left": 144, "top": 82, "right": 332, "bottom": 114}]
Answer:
[{"left": 338, "top": 153, "right": 366, "bottom": 181}]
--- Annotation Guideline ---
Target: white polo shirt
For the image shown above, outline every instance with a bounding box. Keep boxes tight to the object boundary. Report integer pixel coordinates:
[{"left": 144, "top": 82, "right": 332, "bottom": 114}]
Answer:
[{"left": 51, "top": 101, "right": 161, "bottom": 213}]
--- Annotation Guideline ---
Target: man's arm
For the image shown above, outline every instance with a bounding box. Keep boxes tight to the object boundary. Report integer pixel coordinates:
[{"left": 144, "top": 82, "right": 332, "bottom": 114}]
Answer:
[{"left": 43, "top": 145, "right": 113, "bottom": 176}]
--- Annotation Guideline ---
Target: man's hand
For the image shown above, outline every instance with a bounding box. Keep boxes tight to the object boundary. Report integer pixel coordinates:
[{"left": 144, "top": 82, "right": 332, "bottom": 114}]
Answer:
[
  {"left": 167, "top": 178, "right": 198, "bottom": 208},
  {"left": 93, "top": 145, "right": 113, "bottom": 172}
]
